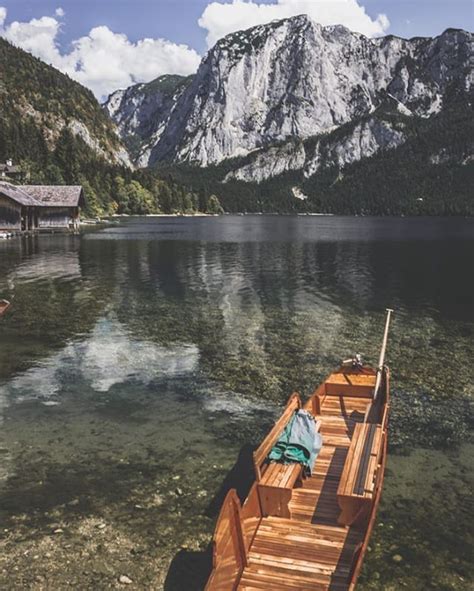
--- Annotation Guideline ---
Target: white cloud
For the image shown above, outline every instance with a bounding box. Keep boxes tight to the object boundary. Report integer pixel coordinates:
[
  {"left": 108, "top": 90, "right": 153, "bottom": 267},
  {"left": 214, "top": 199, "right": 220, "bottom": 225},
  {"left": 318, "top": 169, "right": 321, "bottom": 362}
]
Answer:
[
  {"left": 55, "top": 7, "right": 65, "bottom": 18},
  {"left": 0, "top": 7, "right": 201, "bottom": 99},
  {"left": 67, "top": 27, "right": 201, "bottom": 99},
  {"left": 199, "top": 0, "right": 390, "bottom": 47},
  {"left": 2, "top": 15, "right": 65, "bottom": 66}
]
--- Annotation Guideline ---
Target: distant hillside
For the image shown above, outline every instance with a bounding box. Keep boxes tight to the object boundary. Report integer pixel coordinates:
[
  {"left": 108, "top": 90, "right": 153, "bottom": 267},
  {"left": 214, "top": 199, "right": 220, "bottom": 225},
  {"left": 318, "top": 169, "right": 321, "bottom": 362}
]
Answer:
[
  {"left": 0, "top": 37, "right": 129, "bottom": 167},
  {"left": 158, "top": 99, "right": 474, "bottom": 215},
  {"left": 0, "top": 39, "right": 220, "bottom": 216}
]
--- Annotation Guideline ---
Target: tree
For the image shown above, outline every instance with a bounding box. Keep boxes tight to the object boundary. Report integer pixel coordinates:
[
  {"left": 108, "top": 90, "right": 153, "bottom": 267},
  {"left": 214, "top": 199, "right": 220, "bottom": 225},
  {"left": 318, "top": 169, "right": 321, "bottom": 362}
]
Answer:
[
  {"left": 80, "top": 177, "right": 103, "bottom": 218},
  {"left": 44, "top": 164, "right": 65, "bottom": 185},
  {"left": 129, "top": 180, "right": 155, "bottom": 214},
  {"left": 206, "top": 194, "right": 224, "bottom": 214}
]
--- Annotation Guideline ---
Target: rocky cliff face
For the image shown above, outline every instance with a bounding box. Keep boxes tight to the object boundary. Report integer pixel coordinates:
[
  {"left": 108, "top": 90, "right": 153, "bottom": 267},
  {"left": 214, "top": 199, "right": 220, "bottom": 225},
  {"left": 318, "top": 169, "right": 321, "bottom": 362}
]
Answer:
[
  {"left": 106, "top": 16, "right": 472, "bottom": 180},
  {"left": 224, "top": 114, "right": 407, "bottom": 183},
  {"left": 104, "top": 75, "right": 192, "bottom": 167}
]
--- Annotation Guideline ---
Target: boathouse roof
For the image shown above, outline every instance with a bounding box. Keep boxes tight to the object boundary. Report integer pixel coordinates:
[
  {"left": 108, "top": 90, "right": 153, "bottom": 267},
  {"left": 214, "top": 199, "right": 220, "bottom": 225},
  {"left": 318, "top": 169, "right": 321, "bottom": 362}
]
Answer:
[
  {"left": 0, "top": 182, "right": 42, "bottom": 207},
  {"left": 0, "top": 164, "right": 21, "bottom": 173},
  {"left": 19, "top": 185, "right": 84, "bottom": 208}
]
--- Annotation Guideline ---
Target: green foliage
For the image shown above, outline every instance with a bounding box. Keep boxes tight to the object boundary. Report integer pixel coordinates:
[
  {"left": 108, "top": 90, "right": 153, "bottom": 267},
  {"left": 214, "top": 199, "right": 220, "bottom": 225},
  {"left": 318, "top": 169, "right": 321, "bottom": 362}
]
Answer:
[
  {"left": 206, "top": 194, "right": 225, "bottom": 214},
  {"left": 0, "top": 38, "right": 120, "bottom": 156},
  {"left": 300, "top": 101, "right": 474, "bottom": 215},
  {"left": 143, "top": 74, "right": 193, "bottom": 98}
]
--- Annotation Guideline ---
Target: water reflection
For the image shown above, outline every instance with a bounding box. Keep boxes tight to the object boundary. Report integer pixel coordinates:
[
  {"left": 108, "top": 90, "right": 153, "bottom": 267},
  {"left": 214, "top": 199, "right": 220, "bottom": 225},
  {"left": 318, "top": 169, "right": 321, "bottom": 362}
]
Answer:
[
  {"left": 2, "top": 317, "right": 199, "bottom": 407},
  {"left": 78, "top": 219, "right": 474, "bottom": 405}
]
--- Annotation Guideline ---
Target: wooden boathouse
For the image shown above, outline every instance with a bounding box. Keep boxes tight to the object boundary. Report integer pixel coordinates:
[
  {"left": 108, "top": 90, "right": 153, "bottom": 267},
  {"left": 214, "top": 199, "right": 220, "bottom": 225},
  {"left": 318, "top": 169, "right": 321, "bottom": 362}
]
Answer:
[{"left": 0, "top": 182, "right": 84, "bottom": 234}]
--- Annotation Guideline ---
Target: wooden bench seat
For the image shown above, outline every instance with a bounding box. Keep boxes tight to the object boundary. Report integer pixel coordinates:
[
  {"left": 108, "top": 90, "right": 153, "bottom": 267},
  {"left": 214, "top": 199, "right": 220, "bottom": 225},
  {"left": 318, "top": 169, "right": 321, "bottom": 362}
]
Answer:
[
  {"left": 324, "top": 372, "right": 376, "bottom": 398},
  {"left": 258, "top": 462, "right": 303, "bottom": 518},
  {"left": 337, "top": 422, "right": 382, "bottom": 525},
  {"left": 252, "top": 392, "right": 322, "bottom": 518},
  {"left": 260, "top": 462, "right": 302, "bottom": 489}
]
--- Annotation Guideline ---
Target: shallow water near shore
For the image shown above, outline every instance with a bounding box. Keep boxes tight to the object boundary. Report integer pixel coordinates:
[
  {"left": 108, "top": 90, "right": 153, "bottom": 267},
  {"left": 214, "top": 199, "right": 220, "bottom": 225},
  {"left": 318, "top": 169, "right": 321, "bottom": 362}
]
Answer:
[{"left": 0, "top": 216, "right": 473, "bottom": 590}]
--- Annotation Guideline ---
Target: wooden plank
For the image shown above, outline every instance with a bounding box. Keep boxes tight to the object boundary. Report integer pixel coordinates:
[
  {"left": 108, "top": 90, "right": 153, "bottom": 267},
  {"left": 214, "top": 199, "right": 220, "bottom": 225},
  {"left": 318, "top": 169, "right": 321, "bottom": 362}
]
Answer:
[
  {"left": 363, "top": 427, "right": 382, "bottom": 496},
  {"left": 205, "top": 489, "right": 245, "bottom": 591},
  {"left": 353, "top": 425, "right": 375, "bottom": 496},
  {"left": 253, "top": 392, "right": 301, "bottom": 479},
  {"left": 239, "top": 566, "right": 331, "bottom": 591},
  {"left": 258, "top": 484, "right": 293, "bottom": 518},
  {"left": 343, "top": 423, "right": 367, "bottom": 497}
]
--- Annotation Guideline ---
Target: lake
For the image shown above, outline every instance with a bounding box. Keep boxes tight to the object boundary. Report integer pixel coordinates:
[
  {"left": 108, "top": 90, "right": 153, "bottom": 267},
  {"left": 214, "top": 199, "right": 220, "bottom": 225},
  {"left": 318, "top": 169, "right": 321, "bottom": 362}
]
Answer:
[{"left": 0, "top": 215, "right": 473, "bottom": 590}]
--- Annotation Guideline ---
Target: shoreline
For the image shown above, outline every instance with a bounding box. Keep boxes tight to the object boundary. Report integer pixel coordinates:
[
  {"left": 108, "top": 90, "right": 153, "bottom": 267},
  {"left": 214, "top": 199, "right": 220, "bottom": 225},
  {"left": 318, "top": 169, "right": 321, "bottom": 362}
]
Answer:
[
  {"left": 78, "top": 212, "right": 474, "bottom": 228},
  {"left": 110, "top": 213, "right": 218, "bottom": 218}
]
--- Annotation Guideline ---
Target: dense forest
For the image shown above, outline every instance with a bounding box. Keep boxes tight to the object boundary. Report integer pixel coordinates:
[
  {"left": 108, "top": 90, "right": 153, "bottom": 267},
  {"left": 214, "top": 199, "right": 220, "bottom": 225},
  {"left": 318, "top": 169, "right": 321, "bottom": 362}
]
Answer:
[{"left": 10, "top": 127, "right": 224, "bottom": 216}]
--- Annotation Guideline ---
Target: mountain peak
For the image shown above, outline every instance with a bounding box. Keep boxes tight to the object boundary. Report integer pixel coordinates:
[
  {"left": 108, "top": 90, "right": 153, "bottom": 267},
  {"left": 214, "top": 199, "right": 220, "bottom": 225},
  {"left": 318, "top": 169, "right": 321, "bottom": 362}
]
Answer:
[
  {"left": 211, "top": 13, "right": 316, "bottom": 58},
  {"left": 107, "top": 23, "right": 473, "bottom": 169}
]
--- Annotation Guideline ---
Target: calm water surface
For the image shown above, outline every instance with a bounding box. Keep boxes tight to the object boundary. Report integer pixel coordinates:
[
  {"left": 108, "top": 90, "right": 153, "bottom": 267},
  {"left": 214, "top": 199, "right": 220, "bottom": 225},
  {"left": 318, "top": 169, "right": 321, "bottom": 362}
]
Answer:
[{"left": 0, "top": 216, "right": 473, "bottom": 590}]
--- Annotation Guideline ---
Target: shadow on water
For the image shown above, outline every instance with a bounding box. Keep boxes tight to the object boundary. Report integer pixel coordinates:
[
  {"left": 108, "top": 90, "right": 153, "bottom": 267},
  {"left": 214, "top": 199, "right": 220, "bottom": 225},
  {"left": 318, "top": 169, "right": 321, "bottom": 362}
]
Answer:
[
  {"left": 164, "top": 547, "right": 213, "bottom": 591},
  {"left": 205, "top": 443, "right": 256, "bottom": 515},
  {"left": 164, "top": 444, "right": 255, "bottom": 590},
  {"left": 0, "top": 452, "right": 169, "bottom": 531}
]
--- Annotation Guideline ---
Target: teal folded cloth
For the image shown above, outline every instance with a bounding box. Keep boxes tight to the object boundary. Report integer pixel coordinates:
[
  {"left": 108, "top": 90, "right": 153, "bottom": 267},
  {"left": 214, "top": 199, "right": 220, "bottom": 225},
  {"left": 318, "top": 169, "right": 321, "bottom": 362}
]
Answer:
[{"left": 268, "top": 409, "right": 322, "bottom": 475}]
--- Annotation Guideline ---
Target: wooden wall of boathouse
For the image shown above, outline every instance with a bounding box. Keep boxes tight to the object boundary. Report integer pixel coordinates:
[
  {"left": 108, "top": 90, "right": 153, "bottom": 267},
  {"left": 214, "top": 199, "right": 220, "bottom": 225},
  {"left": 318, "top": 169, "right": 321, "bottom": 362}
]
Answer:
[
  {"left": 38, "top": 207, "right": 77, "bottom": 229},
  {"left": 0, "top": 194, "right": 21, "bottom": 231}
]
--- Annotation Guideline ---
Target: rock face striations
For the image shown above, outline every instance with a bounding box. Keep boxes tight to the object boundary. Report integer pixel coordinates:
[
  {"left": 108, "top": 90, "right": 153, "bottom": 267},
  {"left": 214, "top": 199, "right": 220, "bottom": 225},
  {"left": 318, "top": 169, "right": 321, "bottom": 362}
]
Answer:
[
  {"left": 105, "top": 15, "right": 473, "bottom": 181},
  {"left": 105, "top": 75, "right": 193, "bottom": 168}
]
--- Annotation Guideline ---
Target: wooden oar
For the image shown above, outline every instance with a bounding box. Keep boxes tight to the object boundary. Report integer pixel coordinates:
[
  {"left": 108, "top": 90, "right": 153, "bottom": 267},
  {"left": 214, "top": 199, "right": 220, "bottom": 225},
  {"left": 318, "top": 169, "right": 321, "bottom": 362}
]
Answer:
[{"left": 373, "top": 308, "right": 393, "bottom": 401}]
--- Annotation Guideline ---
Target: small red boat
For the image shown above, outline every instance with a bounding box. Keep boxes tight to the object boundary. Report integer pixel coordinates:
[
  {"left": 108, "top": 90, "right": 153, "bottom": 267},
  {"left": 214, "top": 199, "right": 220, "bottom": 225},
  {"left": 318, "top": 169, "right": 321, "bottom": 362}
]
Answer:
[{"left": 0, "top": 299, "right": 11, "bottom": 317}]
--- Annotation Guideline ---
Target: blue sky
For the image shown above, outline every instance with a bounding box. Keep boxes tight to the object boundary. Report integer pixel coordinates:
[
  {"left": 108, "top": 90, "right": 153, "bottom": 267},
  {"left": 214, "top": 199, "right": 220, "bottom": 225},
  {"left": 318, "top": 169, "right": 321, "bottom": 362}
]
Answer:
[
  {"left": 2, "top": 0, "right": 471, "bottom": 50},
  {"left": 0, "top": 0, "right": 472, "bottom": 97}
]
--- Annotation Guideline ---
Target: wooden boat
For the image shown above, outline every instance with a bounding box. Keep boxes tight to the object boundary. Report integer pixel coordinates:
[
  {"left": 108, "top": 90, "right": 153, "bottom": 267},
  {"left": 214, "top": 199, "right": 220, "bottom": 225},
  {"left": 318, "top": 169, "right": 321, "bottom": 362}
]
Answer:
[
  {"left": 206, "top": 310, "right": 393, "bottom": 591},
  {"left": 0, "top": 299, "right": 11, "bottom": 317}
]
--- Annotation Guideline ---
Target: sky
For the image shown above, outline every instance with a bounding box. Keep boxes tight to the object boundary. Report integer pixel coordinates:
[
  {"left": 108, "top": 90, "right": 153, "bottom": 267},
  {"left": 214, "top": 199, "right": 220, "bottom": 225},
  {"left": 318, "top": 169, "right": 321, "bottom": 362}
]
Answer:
[{"left": 0, "top": 0, "right": 472, "bottom": 99}]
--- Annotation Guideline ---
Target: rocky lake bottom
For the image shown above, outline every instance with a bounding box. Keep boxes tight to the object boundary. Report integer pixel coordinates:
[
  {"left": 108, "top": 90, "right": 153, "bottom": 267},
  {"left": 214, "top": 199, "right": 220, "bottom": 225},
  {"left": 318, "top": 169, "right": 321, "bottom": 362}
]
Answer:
[{"left": 0, "top": 216, "right": 473, "bottom": 590}]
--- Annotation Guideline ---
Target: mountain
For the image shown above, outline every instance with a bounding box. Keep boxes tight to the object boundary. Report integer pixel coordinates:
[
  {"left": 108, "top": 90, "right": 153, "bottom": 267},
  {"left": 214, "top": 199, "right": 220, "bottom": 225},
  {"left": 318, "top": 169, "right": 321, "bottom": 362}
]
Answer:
[
  {"left": 106, "top": 16, "right": 473, "bottom": 214},
  {"left": 0, "top": 37, "right": 130, "bottom": 168},
  {"left": 155, "top": 96, "right": 473, "bottom": 215}
]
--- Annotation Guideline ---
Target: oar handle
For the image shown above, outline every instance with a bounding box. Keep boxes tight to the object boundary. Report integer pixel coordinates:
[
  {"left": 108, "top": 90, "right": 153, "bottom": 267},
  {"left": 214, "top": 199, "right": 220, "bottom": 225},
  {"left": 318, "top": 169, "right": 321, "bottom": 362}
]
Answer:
[{"left": 373, "top": 308, "right": 394, "bottom": 400}]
